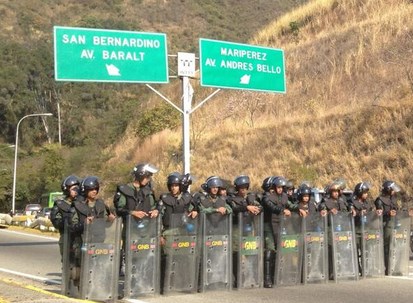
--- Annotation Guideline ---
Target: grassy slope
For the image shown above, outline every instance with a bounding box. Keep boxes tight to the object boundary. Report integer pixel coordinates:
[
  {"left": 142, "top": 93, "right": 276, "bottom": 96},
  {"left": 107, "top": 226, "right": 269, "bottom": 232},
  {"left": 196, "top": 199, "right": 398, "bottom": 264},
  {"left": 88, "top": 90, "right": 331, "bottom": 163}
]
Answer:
[
  {"left": 0, "top": 0, "right": 307, "bottom": 199},
  {"left": 108, "top": 0, "right": 413, "bottom": 203}
]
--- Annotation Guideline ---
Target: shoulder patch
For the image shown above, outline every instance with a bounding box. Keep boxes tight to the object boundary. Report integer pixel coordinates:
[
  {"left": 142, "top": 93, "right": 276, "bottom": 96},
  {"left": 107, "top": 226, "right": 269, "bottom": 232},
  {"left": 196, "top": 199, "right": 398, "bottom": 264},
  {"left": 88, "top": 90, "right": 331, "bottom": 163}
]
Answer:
[{"left": 118, "top": 184, "right": 135, "bottom": 197}]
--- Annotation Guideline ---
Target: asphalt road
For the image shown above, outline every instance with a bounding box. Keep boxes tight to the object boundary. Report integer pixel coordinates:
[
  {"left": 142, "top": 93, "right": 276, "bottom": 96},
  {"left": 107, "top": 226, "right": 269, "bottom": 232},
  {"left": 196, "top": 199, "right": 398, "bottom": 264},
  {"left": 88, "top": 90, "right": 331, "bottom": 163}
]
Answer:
[
  {"left": 0, "top": 228, "right": 61, "bottom": 284},
  {"left": 0, "top": 228, "right": 412, "bottom": 303}
]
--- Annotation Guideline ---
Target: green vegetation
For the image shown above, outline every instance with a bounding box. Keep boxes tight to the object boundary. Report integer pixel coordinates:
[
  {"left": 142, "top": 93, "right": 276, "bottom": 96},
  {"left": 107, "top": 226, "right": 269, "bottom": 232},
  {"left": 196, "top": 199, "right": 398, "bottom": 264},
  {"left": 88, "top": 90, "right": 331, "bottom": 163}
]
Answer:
[
  {"left": 4, "top": 0, "right": 412, "bottom": 211},
  {"left": 135, "top": 104, "right": 181, "bottom": 139},
  {"left": 0, "top": 0, "right": 304, "bottom": 211}
]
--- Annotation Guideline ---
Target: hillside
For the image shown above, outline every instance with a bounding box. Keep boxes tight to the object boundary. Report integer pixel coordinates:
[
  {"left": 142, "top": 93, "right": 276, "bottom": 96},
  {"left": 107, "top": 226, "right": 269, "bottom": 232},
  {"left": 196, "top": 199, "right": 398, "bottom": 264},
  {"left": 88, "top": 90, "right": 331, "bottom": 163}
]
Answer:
[
  {"left": 0, "top": 0, "right": 307, "bottom": 211},
  {"left": 107, "top": 0, "right": 413, "bottom": 204}
]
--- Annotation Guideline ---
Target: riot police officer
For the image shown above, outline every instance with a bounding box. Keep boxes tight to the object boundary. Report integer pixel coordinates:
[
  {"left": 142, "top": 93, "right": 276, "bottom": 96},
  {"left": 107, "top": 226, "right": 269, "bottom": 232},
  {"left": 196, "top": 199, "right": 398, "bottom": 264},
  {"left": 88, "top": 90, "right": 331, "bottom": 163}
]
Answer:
[
  {"left": 319, "top": 183, "right": 349, "bottom": 214},
  {"left": 159, "top": 172, "right": 198, "bottom": 235},
  {"left": 74, "top": 176, "right": 111, "bottom": 225},
  {"left": 50, "top": 175, "right": 82, "bottom": 294},
  {"left": 227, "top": 175, "right": 261, "bottom": 217},
  {"left": 294, "top": 184, "right": 323, "bottom": 216},
  {"left": 227, "top": 175, "right": 262, "bottom": 288},
  {"left": 352, "top": 182, "right": 372, "bottom": 274},
  {"left": 197, "top": 176, "right": 232, "bottom": 215},
  {"left": 197, "top": 176, "right": 233, "bottom": 291},
  {"left": 114, "top": 163, "right": 160, "bottom": 275},
  {"left": 285, "top": 179, "right": 296, "bottom": 204},
  {"left": 159, "top": 172, "right": 198, "bottom": 293},
  {"left": 72, "top": 176, "right": 111, "bottom": 286},
  {"left": 321, "top": 181, "right": 355, "bottom": 280},
  {"left": 258, "top": 176, "right": 274, "bottom": 201},
  {"left": 50, "top": 175, "right": 80, "bottom": 259},
  {"left": 374, "top": 180, "right": 401, "bottom": 274},
  {"left": 261, "top": 176, "right": 291, "bottom": 288},
  {"left": 352, "top": 182, "right": 372, "bottom": 224},
  {"left": 114, "top": 163, "right": 160, "bottom": 220}
]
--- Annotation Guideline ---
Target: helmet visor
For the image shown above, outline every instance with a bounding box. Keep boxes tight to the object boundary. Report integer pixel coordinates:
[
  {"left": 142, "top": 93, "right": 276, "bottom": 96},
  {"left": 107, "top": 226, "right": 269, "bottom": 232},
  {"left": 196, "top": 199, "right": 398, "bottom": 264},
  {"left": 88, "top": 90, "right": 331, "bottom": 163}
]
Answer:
[
  {"left": 391, "top": 183, "right": 401, "bottom": 193},
  {"left": 143, "top": 163, "right": 159, "bottom": 174}
]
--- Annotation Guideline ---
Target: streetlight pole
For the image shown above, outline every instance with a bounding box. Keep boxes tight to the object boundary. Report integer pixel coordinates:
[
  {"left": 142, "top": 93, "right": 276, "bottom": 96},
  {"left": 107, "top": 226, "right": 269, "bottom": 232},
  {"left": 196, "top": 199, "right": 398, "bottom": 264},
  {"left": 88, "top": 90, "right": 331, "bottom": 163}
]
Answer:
[{"left": 11, "top": 113, "right": 53, "bottom": 214}]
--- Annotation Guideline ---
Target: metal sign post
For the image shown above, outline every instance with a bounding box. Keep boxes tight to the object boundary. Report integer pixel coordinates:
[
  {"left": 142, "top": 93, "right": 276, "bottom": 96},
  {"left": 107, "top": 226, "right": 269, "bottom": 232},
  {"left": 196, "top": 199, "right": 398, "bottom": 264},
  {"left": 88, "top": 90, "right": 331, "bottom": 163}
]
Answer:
[{"left": 54, "top": 27, "right": 286, "bottom": 178}]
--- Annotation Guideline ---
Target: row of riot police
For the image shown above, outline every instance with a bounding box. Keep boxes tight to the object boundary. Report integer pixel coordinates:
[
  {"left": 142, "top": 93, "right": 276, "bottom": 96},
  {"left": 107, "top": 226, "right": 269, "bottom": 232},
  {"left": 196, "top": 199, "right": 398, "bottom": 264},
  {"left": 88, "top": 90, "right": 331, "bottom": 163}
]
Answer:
[
  {"left": 50, "top": 175, "right": 117, "bottom": 300},
  {"left": 51, "top": 164, "right": 412, "bottom": 302}
]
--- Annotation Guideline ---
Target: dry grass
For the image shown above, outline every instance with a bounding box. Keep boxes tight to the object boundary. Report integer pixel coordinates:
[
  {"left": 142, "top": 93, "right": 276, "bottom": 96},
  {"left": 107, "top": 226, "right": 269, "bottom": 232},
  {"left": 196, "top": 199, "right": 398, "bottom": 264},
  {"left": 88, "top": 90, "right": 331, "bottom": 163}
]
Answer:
[{"left": 105, "top": 0, "right": 413, "bottom": 207}]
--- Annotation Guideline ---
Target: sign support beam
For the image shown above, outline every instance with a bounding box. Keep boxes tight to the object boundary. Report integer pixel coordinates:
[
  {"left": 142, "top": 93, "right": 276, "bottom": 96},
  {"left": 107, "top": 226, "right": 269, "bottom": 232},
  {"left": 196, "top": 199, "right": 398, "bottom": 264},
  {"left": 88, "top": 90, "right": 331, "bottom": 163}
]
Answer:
[{"left": 182, "top": 76, "right": 191, "bottom": 175}]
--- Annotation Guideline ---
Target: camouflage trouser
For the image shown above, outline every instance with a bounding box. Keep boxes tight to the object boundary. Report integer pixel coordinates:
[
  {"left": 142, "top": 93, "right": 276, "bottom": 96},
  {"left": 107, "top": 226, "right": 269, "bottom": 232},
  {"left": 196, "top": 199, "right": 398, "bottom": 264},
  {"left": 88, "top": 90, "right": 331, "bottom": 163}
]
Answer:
[
  {"left": 232, "top": 225, "right": 240, "bottom": 252},
  {"left": 58, "top": 234, "right": 64, "bottom": 260},
  {"left": 383, "top": 223, "right": 392, "bottom": 274},
  {"left": 264, "top": 223, "right": 277, "bottom": 251},
  {"left": 72, "top": 235, "right": 83, "bottom": 267},
  {"left": 60, "top": 233, "right": 80, "bottom": 266}
]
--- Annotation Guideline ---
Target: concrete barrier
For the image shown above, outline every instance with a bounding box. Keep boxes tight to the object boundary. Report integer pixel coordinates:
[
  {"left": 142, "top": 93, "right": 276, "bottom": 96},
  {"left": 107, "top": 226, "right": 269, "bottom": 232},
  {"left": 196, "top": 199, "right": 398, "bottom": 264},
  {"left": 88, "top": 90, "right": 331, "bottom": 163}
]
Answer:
[{"left": 0, "top": 213, "right": 12, "bottom": 225}]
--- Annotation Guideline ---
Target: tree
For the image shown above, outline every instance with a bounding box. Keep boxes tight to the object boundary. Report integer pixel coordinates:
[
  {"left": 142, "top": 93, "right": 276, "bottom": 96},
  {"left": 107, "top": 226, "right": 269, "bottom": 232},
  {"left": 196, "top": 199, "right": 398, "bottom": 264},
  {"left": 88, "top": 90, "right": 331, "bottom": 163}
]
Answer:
[{"left": 40, "top": 145, "right": 65, "bottom": 193}]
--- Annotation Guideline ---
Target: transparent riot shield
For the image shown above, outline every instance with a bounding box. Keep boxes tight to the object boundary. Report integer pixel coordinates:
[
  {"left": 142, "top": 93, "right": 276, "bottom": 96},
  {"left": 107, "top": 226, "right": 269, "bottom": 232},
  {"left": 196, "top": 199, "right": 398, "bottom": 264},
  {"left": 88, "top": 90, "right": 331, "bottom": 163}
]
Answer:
[
  {"left": 388, "top": 210, "right": 411, "bottom": 276},
  {"left": 234, "top": 212, "right": 263, "bottom": 289},
  {"left": 163, "top": 213, "right": 200, "bottom": 295},
  {"left": 61, "top": 219, "right": 72, "bottom": 296},
  {"left": 79, "top": 217, "right": 121, "bottom": 301},
  {"left": 275, "top": 213, "right": 304, "bottom": 286},
  {"left": 360, "top": 212, "right": 384, "bottom": 278},
  {"left": 303, "top": 212, "right": 328, "bottom": 284},
  {"left": 200, "top": 213, "right": 232, "bottom": 292},
  {"left": 330, "top": 212, "right": 358, "bottom": 282},
  {"left": 124, "top": 215, "right": 161, "bottom": 298}
]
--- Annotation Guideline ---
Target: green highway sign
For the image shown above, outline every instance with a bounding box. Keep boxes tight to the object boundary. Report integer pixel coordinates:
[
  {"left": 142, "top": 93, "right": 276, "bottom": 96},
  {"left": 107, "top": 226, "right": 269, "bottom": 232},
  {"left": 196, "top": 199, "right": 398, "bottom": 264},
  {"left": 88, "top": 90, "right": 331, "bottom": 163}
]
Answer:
[
  {"left": 54, "top": 26, "right": 169, "bottom": 83},
  {"left": 199, "top": 38, "right": 285, "bottom": 93}
]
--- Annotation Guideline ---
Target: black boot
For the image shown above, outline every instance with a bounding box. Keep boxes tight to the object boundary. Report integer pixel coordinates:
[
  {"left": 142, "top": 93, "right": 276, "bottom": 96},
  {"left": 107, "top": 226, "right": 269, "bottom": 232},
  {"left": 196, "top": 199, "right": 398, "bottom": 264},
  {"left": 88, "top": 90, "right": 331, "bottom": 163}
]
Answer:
[
  {"left": 264, "top": 250, "right": 275, "bottom": 288},
  {"left": 233, "top": 252, "right": 238, "bottom": 288},
  {"left": 119, "top": 249, "right": 125, "bottom": 277}
]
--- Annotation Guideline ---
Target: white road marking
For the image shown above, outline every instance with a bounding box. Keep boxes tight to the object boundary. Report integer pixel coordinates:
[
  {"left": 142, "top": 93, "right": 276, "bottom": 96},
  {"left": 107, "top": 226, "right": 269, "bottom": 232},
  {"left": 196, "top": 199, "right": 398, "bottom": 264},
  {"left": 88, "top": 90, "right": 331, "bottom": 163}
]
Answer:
[
  {"left": 0, "top": 268, "right": 60, "bottom": 285},
  {"left": 386, "top": 275, "right": 413, "bottom": 280},
  {"left": 0, "top": 229, "right": 57, "bottom": 241}
]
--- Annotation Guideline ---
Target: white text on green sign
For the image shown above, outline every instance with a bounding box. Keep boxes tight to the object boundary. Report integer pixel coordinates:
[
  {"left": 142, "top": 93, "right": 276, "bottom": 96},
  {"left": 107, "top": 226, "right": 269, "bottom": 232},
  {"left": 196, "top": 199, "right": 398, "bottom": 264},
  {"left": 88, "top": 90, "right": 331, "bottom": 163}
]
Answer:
[
  {"left": 54, "top": 26, "right": 169, "bottom": 83},
  {"left": 199, "top": 39, "right": 285, "bottom": 93}
]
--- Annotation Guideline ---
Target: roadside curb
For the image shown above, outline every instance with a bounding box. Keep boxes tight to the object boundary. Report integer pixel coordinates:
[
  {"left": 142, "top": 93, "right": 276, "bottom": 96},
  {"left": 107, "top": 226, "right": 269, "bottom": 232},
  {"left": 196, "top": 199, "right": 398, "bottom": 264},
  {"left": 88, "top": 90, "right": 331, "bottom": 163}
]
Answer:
[{"left": 0, "top": 278, "right": 96, "bottom": 303}]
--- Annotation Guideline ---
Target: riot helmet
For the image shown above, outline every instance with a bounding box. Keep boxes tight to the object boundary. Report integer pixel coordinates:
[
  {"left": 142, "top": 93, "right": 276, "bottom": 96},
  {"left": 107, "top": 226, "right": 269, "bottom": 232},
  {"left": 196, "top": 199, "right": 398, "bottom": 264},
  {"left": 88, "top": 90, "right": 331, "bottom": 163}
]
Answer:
[
  {"left": 381, "top": 180, "right": 401, "bottom": 195},
  {"left": 234, "top": 175, "right": 250, "bottom": 190},
  {"left": 327, "top": 183, "right": 341, "bottom": 198},
  {"left": 297, "top": 184, "right": 311, "bottom": 201},
  {"left": 261, "top": 176, "right": 274, "bottom": 192},
  {"left": 181, "top": 173, "right": 193, "bottom": 192},
  {"left": 205, "top": 176, "right": 224, "bottom": 189},
  {"left": 271, "top": 176, "right": 287, "bottom": 188},
  {"left": 201, "top": 183, "right": 208, "bottom": 192},
  {"left": 167, "top": 172, "right": 181, "bottom": 186},
  {"left": 353, "top": 182, "right": 371, "bottom": 197},
  {"left": 285, "top": 180, "right": 295, "bottom": 190},
  {"left": 132, "top": 163, "right": 159, "bottom": 180},
  {"left": 332, "top": 178, "right": 347, "bottom": 190},
  {"left": 61, "top": 175, "right": 80, "bottom": 195},
  {"left": 81, "top": 176, "right": 100, "bottom": 193},
  {"left": 300, "top": 180, "right": 313, "bottom": 188}
]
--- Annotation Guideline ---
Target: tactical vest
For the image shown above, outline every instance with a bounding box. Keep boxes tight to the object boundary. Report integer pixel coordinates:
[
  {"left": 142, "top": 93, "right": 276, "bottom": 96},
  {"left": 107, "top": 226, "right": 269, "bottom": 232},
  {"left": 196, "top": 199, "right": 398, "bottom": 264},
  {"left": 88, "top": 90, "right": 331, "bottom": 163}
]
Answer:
[
  {"left": 118, "top": 184, "right": 154, "bottom": 213},
  {"left": 263, "top": 192, "right": 288, "bottom": 224},
  {"left": 74, "top": 198, "right": 107, "bottom": 223},
  {"left": 352, "top": 198, "right": 371, "bottom": 226},
  {"left": 50, "top": 198, "right": 74, "bottom": 232},
  {"left": 199, "top": 195, "right": 227, "bottom": 209},
  {"left": 375, "top": 195, "right": 397, "bottom": 223},
  {"left": 323, "top": 197, "right": 347, "bottom": 212},
  {"left": 160, "top": 192, "right": 192, "bottom": 228},
  {"left": 298, "top": 200, "right": 318, "bottom": 214}
]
